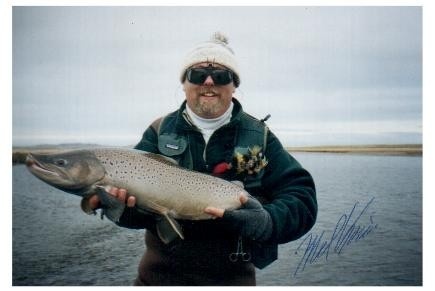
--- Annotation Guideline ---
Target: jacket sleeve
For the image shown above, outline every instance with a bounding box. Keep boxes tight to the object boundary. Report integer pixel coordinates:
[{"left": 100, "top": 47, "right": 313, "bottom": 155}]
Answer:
[
  {"left": 115, "top": 124, "right": 160, "bottom": 230},
  {"left": 261, "top": 131, "right": 317, "bottom": 244}
]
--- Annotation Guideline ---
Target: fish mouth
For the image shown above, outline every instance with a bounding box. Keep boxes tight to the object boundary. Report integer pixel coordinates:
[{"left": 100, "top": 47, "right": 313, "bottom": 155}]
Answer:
[{"left": 26, "top": 154, "right": 60, "bottom": 177}]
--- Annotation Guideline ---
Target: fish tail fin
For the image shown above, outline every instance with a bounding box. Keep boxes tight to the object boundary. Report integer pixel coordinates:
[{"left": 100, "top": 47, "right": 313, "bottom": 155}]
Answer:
[{"left": 156, "top": 213, "right": 184, "bottom": 244}]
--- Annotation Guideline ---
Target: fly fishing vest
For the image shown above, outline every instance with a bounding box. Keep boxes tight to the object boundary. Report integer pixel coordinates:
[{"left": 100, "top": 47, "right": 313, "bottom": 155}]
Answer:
[
  {"left": 150, "top": 109, "right": 277, "bottom": 269},
  {"left": 152, "top": 111, "right": 270, "bottom": 191}
]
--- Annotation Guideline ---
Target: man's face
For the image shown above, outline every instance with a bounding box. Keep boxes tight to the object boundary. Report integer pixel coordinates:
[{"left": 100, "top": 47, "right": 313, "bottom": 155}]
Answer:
[{"left": 183, "top": 62, "right": 236, "bottom": 119}]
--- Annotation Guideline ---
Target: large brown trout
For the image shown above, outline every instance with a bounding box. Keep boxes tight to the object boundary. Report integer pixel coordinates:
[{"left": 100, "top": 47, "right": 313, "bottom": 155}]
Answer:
[{"left": 26, "top": 148, "right": 245, "bottom": 243}]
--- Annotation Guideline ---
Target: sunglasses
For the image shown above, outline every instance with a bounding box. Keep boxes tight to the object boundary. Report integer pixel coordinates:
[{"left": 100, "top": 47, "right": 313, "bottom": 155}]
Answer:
[{"left": 186, "top": 67, "right": 234, "bottom": 86}]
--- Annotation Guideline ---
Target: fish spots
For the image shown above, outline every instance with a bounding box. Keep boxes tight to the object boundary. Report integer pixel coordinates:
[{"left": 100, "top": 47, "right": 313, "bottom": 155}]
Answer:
[{"left": 91, "top": 148, "right": 244, "bottom": 212}]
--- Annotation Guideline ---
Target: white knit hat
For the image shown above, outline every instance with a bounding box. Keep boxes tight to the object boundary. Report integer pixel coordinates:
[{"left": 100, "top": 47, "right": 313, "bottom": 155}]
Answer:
[{"left": 180, "top": 32, "right": 240, "bottom": 87}]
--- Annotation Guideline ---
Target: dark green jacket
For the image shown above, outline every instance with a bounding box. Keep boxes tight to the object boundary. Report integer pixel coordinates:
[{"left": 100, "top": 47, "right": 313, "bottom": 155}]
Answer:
[{"left": 118, "top": 98, "right": 317, "bottom": 269}]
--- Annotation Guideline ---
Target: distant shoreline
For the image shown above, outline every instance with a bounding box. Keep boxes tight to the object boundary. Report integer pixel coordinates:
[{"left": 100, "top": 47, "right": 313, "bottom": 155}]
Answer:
[
  {"left": 12, "top": 143, "right": 422, "bottom": 164},
  {"left": 286, "top": 144, "right": 422, "bottom": 156}
]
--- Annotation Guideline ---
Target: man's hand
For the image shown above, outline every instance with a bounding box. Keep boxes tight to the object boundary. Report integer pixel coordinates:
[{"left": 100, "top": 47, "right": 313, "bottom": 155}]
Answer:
[
  {"left": 204, "top": 193, "right": 249, "bottom": 218},
  {"left": 86, "top": 187, "right": 136, "bottom": 211},
  {"left": 204, "top": 194, "right": 273, "bottom": 242}
]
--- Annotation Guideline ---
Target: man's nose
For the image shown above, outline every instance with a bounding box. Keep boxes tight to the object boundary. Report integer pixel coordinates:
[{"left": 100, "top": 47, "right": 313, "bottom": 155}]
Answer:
[{"left": 203, "top": 75, "right": 214, "bottom": 86}]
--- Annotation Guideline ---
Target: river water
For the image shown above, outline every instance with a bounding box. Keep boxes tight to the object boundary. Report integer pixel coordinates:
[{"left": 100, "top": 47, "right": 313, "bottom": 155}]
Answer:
[{"left": 12, "top": 153, "right": 422, "bottom": 286}]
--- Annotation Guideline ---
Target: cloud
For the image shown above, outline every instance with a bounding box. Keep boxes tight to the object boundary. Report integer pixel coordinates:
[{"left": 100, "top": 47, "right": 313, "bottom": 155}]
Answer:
[{"left": 12, "top": 6, "right": 422, "bottom": 146}]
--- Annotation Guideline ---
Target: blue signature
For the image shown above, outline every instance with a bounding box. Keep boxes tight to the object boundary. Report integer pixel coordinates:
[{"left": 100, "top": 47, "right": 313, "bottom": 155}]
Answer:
[{"left": 293, "top": 197, "right": 378, "bottom": 277}]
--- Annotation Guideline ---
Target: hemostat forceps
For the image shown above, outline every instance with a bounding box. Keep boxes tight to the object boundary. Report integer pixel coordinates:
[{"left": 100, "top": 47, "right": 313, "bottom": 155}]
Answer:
[{"left": 229, "top": 236, "right": 251, "bottom": 262}]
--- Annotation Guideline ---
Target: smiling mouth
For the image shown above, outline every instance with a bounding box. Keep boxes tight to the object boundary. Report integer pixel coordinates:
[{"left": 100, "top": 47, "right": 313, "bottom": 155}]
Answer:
[{"left": 201, "top": 92, "right": 219, "bottom": 97}]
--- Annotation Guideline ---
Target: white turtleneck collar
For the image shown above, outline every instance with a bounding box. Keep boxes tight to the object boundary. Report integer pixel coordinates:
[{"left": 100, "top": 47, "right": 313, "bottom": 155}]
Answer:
[{"left": 185, "top": 101, "right": 234, "bottom": 144}]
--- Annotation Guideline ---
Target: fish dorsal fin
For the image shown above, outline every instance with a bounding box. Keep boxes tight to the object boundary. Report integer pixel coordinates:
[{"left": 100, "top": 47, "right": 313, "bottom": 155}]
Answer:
[
  {"left": 144, "top": 153, "right": 178, "bottom": 166},
  {"left": 230, "top": 180, "right": 245, "bottom": 188}
]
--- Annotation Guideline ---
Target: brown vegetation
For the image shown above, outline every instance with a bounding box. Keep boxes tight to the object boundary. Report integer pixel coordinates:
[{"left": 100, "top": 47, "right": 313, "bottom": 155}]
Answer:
[
  {"left": 12, "top": 144, "right": 422, "bottom": 165},
  {"left": 286, "top": 144, "right": 422, "bottom": 156}
]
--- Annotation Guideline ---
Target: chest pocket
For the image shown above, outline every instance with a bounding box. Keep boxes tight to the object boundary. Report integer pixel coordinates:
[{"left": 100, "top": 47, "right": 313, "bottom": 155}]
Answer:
[{"left": 158, "top": 133, "right": 188, "bottom": 157}]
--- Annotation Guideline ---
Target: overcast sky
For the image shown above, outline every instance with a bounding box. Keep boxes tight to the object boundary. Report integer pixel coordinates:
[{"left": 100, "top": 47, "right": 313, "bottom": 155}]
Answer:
[{"left": 12, "top": 6, "right": 422, "bottom": 147}]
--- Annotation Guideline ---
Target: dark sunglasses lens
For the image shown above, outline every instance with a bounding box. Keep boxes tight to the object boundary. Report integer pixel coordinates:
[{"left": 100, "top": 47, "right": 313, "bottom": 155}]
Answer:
[
  {"left": 211, "top": 70, "right": 232, "bottom": 85},
  {"left": 187, "top": 69, "right": 208, "bottom": 84},
  {"left": 187, "top": 68, "right": 233, "bottom": 85}
]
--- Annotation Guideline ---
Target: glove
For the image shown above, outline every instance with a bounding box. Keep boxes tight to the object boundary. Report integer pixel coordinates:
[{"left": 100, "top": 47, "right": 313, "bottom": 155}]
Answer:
[{"left": 222, "top": 196, "right": 273, "bottom": 242}]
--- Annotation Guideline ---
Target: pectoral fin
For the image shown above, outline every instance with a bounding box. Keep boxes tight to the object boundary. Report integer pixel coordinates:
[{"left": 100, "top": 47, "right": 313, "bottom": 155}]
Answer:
[
  {"left": 81, "top": 196, "right": 96, "bottom": 215},
  {"left": 156, "top": 213, "right": 184, "bottom": 244},
  {"left": 95, "top": 185, "right": 126, "bottom": 222}
]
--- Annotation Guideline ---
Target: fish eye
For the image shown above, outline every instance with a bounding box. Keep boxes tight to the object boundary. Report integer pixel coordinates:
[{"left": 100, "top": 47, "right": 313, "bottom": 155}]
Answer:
[{"left": 55, "top": 159, "right": 67, "bottom": 166}]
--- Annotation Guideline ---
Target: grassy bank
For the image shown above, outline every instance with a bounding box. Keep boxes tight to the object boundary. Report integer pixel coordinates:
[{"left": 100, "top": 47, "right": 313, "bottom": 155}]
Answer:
[
  {"left": 13, "top": 144, "right": 422, "bottom": 165},
  {"left": 286, "top": 144, "right": 422, "bottom": 156}
]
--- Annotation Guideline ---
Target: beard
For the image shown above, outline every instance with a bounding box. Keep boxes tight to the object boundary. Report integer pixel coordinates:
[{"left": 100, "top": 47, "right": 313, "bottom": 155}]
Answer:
[
  {"left": 192, "top": 97, "right": 226, "bottom": 118},
  {"left": 190, "top": 88, "right": 228, "bottom": 118}
]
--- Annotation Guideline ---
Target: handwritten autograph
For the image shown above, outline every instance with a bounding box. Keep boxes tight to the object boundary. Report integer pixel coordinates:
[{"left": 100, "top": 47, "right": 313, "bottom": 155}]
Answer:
[{"left": 293, "top": 197, "right": 378, "bottom": 276}]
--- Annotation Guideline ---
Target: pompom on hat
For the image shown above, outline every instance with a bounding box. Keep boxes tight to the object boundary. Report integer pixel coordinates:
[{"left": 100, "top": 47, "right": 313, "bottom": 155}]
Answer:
[{"left": 180, "top": 32, "right": 240, "bottom": 87}]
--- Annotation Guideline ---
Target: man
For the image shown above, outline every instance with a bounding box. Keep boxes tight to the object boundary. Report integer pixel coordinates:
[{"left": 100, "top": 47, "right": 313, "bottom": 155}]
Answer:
[{"left": 86, "top": 32, "right": 317, "bottom": 285}]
